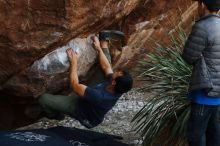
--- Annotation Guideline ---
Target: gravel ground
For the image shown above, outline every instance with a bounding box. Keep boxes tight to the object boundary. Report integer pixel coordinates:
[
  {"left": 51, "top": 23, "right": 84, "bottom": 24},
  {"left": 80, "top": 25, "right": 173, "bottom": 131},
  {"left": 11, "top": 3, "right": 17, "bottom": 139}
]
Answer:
[{"left": 18, "top": 90, "right": 146, "bottom": 145}]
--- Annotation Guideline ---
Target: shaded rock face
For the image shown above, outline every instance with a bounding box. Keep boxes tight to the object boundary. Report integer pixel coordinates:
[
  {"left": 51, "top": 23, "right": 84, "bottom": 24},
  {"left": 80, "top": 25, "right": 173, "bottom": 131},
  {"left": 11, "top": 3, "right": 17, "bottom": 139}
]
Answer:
[
  {"left": 112, "top": 0, "right": 198, "bottom": 68},
  {"left": 0, "top": 0, "right": 197, "bottom": 129}
]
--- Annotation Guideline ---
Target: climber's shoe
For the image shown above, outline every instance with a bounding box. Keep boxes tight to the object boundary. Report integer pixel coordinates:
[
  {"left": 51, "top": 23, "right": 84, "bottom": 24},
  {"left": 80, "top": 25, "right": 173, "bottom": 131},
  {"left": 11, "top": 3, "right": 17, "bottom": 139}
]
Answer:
[
  {"left": 99, "top": 30, "right": 124, "bottom": 41},
  {"left": 98, "top": 30, "right": 126, "bottom": 49}
]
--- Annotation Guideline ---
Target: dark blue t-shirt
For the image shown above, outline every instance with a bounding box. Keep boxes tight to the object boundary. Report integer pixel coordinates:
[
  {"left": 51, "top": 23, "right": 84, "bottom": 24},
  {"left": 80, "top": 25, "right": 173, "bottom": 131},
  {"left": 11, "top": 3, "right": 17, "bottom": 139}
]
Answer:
[{"left": 75, "top": 79, "right": 122, "bottom": 128}]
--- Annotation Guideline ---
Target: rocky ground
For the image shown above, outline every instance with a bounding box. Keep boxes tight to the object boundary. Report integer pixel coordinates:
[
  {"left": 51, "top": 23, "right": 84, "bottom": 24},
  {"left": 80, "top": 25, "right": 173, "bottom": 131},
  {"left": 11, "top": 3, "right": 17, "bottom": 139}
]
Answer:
[{"left": 18, "top": 90, "right": 146, "bottom": 145}]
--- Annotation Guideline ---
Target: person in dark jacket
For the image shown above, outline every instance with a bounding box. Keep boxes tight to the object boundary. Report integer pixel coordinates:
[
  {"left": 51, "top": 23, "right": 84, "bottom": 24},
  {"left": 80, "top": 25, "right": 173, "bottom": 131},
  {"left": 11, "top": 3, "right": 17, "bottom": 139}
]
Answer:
[{"left": 182, "top": 0, "right": 220, "bottom": 145}]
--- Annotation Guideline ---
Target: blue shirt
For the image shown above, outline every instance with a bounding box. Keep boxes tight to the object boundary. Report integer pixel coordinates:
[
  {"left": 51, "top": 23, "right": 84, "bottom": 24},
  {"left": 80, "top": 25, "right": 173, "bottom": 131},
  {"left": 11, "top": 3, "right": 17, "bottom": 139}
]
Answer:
[
  {"left": 75, "top": 81, "right": 122, "bottom": 128},
  {"left": 188, "top": 89, "right": 220, "bottom": 105}
]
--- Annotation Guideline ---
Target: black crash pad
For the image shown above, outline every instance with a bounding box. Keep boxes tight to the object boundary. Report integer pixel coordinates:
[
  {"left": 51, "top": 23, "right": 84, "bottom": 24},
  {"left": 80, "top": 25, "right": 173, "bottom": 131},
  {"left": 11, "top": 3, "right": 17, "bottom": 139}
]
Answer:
[{"left": 0, "top": 126, "right": 131, "bottom": 146}]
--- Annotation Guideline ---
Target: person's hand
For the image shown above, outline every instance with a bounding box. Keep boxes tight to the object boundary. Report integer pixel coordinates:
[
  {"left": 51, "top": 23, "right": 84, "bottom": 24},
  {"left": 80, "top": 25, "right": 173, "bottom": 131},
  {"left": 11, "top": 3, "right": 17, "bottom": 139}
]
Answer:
[
  {"left": 91, "top": 36, "right": 102, "bottom": 52},
  {"left": 67, "top": 48, "right": 77, "bottom": 64}
]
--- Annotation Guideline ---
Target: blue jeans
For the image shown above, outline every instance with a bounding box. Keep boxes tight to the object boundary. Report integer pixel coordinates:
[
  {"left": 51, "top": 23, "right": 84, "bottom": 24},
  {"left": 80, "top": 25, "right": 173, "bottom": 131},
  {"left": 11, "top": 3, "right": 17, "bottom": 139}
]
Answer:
[{"left": 187, "top": 103, "right": 220, "bottom": 146}]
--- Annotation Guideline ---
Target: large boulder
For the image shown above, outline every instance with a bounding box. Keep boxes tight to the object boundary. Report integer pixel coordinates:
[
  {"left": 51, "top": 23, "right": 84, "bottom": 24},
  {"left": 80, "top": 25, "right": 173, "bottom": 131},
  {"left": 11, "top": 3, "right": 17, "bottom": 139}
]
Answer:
[
  {"left": 3, "top": 36, "right": 97, "bottom": 98},
  {"left": 0, "top": 0, "right": 198, "bottom": 129},
  {"left": 0, "top": 0, "right": 141, "bottom": 97}
]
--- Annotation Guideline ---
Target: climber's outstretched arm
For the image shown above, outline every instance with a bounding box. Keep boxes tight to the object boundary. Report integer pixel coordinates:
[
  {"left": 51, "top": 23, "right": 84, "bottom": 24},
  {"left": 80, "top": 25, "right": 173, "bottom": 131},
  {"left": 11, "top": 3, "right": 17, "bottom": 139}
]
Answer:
[
  {"left": 92, "top": 36, "right": 113, "bottom": 76},
  {"left": 67, "top": 48, "right": 87, "bottom": 97}
]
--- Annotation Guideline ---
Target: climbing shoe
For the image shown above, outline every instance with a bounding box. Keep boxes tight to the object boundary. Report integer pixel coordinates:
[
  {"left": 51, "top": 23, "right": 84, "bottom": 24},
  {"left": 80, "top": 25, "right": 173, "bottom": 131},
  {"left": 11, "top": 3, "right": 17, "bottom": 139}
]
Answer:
[{"left": 99, "top": 30, "right": 126, "bottom": 47}]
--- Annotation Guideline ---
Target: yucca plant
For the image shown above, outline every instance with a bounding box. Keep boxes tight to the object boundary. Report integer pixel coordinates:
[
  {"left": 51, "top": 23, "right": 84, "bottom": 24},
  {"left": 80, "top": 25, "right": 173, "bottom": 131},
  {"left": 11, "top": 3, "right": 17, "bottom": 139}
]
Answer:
[{"left": 132, "top": 30, "right": 192, "bottom": 146}]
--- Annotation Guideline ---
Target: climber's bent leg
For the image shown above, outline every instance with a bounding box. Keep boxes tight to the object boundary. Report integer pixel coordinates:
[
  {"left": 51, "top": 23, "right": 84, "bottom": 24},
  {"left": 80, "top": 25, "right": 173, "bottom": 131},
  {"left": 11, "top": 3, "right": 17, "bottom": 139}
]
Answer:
[{"left": 39, "top": 93, "right": 79, "bottom": 119}]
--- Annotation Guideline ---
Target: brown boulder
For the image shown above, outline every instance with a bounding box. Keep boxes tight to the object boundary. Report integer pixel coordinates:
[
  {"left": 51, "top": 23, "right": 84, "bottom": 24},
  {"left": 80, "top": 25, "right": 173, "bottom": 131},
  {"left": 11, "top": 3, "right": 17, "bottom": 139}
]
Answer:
[
  {"left": 0, "top": 0, "right": 141, "bottom": 97},
  {"left": 0, "top": 0, "right": 198, "bottom": 129}
]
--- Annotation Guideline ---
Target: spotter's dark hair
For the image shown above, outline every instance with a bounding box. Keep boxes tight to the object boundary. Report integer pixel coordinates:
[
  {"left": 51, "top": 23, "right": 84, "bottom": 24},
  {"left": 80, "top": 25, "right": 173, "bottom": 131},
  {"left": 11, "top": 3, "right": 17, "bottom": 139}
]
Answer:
[{"left": 202, "top": 0, "right": 220, "bottom": 11}]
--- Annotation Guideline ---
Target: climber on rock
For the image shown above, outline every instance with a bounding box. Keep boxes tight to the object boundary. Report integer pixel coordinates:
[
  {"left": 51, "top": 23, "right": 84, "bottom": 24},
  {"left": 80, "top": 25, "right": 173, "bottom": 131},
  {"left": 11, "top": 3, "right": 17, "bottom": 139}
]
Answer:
[{"left": 38, "top": 30, "right": 133, "bottom": 128}]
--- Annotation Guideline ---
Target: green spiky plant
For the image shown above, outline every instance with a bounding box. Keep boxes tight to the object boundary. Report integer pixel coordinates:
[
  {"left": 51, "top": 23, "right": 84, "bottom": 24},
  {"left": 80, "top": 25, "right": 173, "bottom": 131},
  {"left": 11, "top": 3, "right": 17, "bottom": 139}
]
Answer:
[{"left": 132, "top": 30, "right": 192, "bottom": 146}]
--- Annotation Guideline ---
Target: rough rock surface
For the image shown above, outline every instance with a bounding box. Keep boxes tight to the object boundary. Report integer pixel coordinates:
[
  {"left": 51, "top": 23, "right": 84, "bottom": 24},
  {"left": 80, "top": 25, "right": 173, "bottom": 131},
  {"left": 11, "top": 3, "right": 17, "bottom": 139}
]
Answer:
[
  {"left": 3, "top": 36, "right": 97, "bottom": 98},
  {"left": 0, "top": 0, "right": 141, "bottom": 97},
  {"left": 113, "top": 0, "right": 198, "bottom": 68},
  {"left": 0, "top": 0, "right": 198, "bottom": 129},
  {"left": 0, "top": 0, "right": 197, "bottom": 98}
]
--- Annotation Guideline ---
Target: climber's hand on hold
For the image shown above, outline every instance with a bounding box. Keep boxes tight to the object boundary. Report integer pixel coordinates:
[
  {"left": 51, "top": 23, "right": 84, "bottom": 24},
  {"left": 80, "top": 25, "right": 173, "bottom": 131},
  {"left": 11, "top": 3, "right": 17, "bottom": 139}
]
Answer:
[
  {"left": 67, "top": 48, "right": 78, "bottom": 65},
  {"left": 91, "top": 36, "right": 102, "bottom": 52}
]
